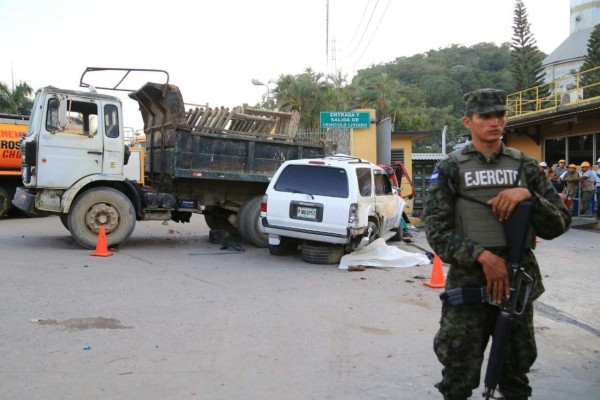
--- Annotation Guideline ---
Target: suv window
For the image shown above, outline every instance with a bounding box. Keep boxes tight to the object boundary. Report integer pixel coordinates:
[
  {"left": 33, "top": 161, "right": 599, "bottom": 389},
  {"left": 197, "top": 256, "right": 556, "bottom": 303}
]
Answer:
[
  {"left": 374, "top": 172, "right": 393, "bottom": 195},
  {"left": 274, "top": 164, "right": 349, "bottom": 198},
  {"left": 356, "top": 167, "right": 372, "bottom": 197}
]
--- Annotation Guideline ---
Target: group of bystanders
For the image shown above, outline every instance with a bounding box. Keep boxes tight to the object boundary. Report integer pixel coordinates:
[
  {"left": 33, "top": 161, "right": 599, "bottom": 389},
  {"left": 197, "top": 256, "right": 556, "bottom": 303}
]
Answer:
[{"left": 538, "top": 158, "right": 600, "bottom": 219}]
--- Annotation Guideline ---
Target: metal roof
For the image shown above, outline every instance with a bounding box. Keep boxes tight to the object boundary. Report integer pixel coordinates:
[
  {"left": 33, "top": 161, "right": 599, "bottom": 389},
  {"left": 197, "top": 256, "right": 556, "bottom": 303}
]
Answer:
[{"left": 543, "top": 28, "right": 593, "bottom": 66}]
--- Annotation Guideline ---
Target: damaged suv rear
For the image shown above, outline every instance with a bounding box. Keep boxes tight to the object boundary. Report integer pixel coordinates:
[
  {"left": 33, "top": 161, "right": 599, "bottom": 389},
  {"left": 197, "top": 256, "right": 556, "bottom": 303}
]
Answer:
[{"left": 259, "top": 155, "right": 405, "bottom": 264}]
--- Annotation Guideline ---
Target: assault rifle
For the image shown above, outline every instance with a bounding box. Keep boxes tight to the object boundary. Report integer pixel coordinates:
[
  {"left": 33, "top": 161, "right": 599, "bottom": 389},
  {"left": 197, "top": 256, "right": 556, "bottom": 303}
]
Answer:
[{"left": 483, "top": 200, "right": 534, "bottom": 399}]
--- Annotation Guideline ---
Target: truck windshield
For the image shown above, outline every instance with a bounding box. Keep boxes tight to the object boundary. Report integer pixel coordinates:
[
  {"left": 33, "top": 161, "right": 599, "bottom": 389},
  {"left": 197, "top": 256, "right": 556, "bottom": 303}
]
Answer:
[{"left": 274, "top": 165, "right": 349, "bottom": 198}]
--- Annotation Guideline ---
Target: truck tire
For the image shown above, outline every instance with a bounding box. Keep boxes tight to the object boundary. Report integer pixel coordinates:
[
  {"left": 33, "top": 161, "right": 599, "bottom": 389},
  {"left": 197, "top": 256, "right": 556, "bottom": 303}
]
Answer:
[
  {"left": 0, "top": 187, "right": 10, "bottom": 218},
  {"left": 203, "top": 206, "right": 238, "bottom": 236},
  {"left": 67, "top": 187, "right": 136, "bottom": 249},
  {"left": 237, "top": 196, "right": 268, "bottom": 248},
  {"left": 301, "top": 242, "right": 344, "bottom": 265},
  {"left": 59, "top": 214, "right": 69, "bottom": 231}
]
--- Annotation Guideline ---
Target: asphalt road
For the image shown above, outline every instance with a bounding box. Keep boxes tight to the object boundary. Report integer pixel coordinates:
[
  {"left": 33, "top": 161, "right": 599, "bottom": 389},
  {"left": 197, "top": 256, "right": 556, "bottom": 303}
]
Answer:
[{"left": 0, "top": 214, "right": 598, "bottom": 399}]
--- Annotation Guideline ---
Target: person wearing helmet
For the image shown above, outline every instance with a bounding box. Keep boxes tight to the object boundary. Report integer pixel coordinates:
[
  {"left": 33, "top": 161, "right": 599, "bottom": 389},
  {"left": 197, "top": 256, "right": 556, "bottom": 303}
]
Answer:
[
  {"left": 578, "top": 162, "right": 595, "bottom": 216},
  {"left": 538, "top": 161, "right": 549, "bottom": 175},
  {"left": 554, "top": 159, "right": 567, "bottom": 178},
  {"left": 560, "top": 164, "right": 581, "bottom": 214},
  {"left": 554, "top": 160, "right": 567, "bottom": 192}
]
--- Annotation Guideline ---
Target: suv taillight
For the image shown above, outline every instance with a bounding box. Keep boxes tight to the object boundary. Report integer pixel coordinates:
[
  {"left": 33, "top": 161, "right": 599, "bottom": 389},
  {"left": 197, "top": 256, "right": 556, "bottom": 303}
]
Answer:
[
  {"left": 261, "top": 194, "right": 268, "bottom": 213},
  {"left": 348, "top": 203, "right": 358, "bottom": 223}
]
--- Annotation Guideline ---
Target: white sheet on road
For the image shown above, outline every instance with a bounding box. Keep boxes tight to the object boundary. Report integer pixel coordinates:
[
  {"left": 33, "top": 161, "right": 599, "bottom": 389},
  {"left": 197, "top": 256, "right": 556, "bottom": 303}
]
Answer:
[{"left": 339, "top": 238, "right": 430, "bottom": 270}]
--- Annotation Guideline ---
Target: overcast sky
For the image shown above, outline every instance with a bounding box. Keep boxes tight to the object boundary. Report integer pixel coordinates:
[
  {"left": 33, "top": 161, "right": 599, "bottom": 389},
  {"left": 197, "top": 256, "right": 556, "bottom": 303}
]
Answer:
[{"left": 1, "top": 0, "right": 572, "bottom": 129}]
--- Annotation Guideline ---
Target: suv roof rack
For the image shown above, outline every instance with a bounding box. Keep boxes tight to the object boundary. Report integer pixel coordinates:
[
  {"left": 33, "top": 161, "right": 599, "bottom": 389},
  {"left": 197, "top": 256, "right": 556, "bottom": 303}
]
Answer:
[{"left": 326, "top": 154, "right": 369, "bottom": 163}]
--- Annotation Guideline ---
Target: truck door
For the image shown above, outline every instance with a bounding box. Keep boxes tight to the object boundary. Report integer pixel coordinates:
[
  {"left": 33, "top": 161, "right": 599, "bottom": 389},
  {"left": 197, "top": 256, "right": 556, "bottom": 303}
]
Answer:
[
  {"left": 36, "top": 96, "right": 103, "bottom": 188},
  {"left": 101, "top": 104, "right": 124, "bottom": 176}
]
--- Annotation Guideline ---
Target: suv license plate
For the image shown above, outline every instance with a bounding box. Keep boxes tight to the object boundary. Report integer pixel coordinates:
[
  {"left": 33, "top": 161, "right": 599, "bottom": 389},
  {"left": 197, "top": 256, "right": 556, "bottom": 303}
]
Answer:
[{"left": 296, "top": 206, "right": 317, "bottom": 220}]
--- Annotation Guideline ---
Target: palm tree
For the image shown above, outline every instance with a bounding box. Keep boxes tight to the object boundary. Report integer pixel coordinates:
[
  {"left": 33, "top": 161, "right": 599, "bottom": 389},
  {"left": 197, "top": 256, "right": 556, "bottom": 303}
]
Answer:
[
  {"left": 275, "top": 69, "right": 329, "bottom": 129},
  {"left": 0, "top": 81, "right": 34, "bottom": 115}
]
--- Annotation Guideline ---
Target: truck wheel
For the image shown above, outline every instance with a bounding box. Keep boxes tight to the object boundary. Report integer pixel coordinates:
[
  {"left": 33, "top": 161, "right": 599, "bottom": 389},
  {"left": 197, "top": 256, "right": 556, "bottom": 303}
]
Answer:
[
  {"left": 203, "top": 206, "right": 238, "bottom": 236},
  {"left": 59, "top": 214, "right": 69, "bottom": 231},
  {"left": 0, "top": 187, "right": 10, "bottom": 218},
  {"left": 67, "top": 187, "right": 136, "bottom": 249},
  {"left": 237, "top": 196, "right": 268, "bottom": 248},
  {"left": 301, "top": 242, "right": 344, "bottom": 265}
]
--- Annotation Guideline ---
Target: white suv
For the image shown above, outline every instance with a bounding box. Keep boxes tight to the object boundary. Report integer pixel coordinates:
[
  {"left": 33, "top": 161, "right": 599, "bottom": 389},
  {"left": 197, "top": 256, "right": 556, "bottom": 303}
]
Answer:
[{"left": 260, "top": 154, "right": 405, "bottom": 264}]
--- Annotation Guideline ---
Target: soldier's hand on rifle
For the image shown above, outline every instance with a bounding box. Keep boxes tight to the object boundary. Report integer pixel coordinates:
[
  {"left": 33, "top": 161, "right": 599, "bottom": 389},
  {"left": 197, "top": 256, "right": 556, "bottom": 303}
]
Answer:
[
  {"left": 487, "top": 188, "right": 532, "bottom": 222},
  {"left": 477, "top": 250, "right": 511, "bottom": 304}
]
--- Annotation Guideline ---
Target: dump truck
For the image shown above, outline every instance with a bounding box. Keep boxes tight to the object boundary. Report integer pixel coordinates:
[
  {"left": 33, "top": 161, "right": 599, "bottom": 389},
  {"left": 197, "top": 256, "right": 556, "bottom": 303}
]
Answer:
[
  {"left": 0, "top": 113, "right": 29, "bottom": 217},
  {"left": 12, "top": 68, "right": 333, "bottom": 249}
]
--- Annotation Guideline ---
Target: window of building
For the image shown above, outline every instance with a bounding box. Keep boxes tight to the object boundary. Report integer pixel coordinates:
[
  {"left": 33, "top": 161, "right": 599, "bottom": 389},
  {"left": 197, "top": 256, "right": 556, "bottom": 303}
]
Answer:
[
  {"left": 391, "top": 149, "right": 405, "bottom": 163},
  {"left": 544, "top": 133, "right": 599, "bottom": 166},
  {"left": 544, "top": 137, "right": 566, "bottom": 166},
  {"left": 568, "top": 134, "right": 593, "bottom": 166},
  {"left": 596, "top": 132, "right": 600, "bottom": 163}
]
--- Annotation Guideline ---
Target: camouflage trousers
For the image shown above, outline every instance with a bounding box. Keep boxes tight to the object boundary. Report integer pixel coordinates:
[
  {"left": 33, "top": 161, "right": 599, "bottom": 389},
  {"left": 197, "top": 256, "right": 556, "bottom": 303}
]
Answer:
[{"left": 433, "top": 302, "right": 536, "bottom": 399}]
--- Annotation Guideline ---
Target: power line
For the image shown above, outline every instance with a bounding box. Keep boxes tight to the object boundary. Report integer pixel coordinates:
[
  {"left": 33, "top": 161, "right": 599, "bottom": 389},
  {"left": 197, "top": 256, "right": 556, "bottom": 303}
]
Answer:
[
  {"left": 344, "top": 0, "right": 380, "bottom": 60},
  {"left": 349, "top": 0, "right": 392, "bottom": 70},
  {"left": 346, "top": 0, "right": 373, "bottom": 49}
]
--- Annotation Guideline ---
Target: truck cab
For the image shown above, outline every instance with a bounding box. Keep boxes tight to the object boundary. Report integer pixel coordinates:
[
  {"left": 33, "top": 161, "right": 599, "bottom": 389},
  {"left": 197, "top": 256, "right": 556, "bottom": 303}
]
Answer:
[
  {"left": 20, "top": 87, "right": 125, "bottom": 191},
  {"left": 14, "top": 87, "right": 140, "bottom": 249}
]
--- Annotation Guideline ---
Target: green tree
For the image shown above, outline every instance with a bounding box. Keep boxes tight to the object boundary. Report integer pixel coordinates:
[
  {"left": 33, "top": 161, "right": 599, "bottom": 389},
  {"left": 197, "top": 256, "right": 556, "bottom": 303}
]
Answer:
[
  {"left": 0, "top": 81, "right": 34, "bottom": 115},
  {"left": 267, "top": 42, "right": 517, "bottom": 148},
  {"left": 274, "top": 69, "right": 328, "bottom": 130},
  {"left": 580, "top": 23, "right": 600, "bottom": 99},
  {"left": 510, "top": 0, "right": 546, "bottom": 92}
]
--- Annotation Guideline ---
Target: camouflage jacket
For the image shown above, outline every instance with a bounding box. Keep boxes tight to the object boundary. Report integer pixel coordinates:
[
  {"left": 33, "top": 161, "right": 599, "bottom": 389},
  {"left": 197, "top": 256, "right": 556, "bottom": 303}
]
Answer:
[{"left": 424, "top": 143, "right": 571, "bottom": 298}]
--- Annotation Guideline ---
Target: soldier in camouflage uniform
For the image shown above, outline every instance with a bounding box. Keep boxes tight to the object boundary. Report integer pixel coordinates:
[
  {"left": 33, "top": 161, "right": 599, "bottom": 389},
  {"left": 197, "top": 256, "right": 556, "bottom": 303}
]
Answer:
[{"left": 424, "top": 89, "right": 571, "bottom": 400}]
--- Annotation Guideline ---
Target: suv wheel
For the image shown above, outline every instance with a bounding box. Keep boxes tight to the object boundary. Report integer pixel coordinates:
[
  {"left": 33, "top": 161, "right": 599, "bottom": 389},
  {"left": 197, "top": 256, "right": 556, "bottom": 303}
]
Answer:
[
  {"left": 301, "top": 242, "right": 344, "bottom": 265},
  {"left": 367, "top": 220, "right": 379, "bottom": 243}
]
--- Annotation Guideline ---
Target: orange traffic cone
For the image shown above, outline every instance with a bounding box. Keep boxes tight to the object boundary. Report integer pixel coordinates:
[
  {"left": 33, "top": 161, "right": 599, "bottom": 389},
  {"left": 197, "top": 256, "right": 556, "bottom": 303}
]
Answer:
[
  {"left": 423, "top": 253, "right": 445, "bottom": 288},
  {"left": 90, "top": 225, "right": 113, "bottom": 257}
]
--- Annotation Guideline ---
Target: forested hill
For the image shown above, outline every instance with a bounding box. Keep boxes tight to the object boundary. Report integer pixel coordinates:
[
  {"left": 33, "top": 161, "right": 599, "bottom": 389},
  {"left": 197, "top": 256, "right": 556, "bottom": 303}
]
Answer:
[{"left": 352, "top": 42, "right": 538, "bottom": 151}]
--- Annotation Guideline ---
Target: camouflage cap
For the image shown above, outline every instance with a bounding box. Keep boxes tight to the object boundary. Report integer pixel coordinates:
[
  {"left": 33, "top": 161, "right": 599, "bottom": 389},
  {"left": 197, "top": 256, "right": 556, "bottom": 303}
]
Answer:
[{"left": 464, "top": 88, "right": 507, "bottom": 114}]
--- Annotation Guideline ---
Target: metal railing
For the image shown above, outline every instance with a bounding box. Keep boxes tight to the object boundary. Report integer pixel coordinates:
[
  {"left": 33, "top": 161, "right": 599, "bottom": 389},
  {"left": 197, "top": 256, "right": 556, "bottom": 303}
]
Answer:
[{"left": 507, "top": 65, "right": 600, "bottom": 119}]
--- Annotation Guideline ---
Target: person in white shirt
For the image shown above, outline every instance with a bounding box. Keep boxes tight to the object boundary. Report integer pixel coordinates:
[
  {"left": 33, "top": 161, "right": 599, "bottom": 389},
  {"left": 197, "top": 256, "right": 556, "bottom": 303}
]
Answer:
[{"left": 578, "top": 162, "right": 595, "bottom": 216}]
